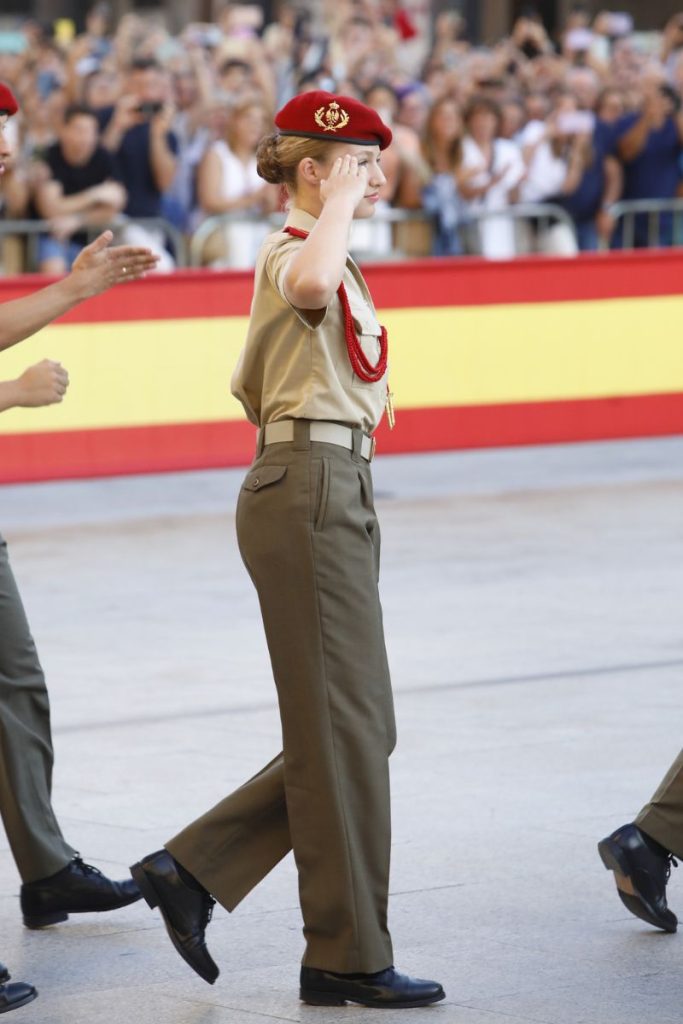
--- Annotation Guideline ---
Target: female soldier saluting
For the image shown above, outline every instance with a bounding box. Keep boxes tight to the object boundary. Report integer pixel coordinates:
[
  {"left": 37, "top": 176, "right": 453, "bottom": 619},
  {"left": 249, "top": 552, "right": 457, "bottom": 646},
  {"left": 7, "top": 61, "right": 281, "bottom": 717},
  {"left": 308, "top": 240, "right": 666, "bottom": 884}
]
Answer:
[{"left": 131, "top": 91, "right": 445, "bottom": 1010}]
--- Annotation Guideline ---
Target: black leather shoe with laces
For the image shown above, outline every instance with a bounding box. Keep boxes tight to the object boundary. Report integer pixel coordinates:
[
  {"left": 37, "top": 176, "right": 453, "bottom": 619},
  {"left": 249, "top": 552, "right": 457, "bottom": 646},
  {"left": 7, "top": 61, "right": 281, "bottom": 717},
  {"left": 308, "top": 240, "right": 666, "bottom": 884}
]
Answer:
[
  {"left": 0, "top": 981, "right": 38, "bottom": 1014},
  {"left": 598, "top": 822, "right": 678, "bottom": 932},
  {"left": 130, "top": 849, "right": 219, "bottom": 984},
  {"left": 21, "top": 855, "right": 142, "bottom": 928},
  {"left": 300, "top": 966, "right": 445, "bottom": 1008}
]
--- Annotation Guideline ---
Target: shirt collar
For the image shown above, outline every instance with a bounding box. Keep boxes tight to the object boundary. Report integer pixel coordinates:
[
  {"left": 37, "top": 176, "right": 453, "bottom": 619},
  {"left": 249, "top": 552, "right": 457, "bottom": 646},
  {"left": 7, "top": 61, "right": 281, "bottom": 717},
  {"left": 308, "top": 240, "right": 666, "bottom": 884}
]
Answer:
[{"left": 284, "top": 207, "right": 319, "bottom": 233}]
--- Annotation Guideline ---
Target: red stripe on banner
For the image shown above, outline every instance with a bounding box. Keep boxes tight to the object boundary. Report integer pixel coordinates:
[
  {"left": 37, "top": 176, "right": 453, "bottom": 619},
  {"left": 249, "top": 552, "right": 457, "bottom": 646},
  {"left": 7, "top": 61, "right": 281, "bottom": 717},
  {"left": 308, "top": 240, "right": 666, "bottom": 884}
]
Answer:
[
  {"left": 0, "top": 420, "right": 257, "bottom": 484},
  {"left": 367, "top": 249, "right": 683, "bottom": 310},
  {"left": 1, "top": 248, "right": 683, "bottom": 323},
  {"left": 0, "top": 270, "right": 256, "bottom": 323},
  {"left": 1, "top": 392, "right": 682, "bottom": 484},
  {"left": 374, "top": 392, "right": 683, "bottom": 453}
]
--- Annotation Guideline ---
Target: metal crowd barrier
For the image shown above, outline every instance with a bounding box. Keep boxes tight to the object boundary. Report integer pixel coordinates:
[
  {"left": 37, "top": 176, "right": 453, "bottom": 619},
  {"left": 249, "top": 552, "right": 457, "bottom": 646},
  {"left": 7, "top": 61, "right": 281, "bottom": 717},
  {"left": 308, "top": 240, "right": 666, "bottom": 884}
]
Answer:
[
  {"left": 188, "top": 208, "right": 436, "bottom": 266},
  {"left": 0, "top": 216, "right": 188, "bottom": 270},
  {"left": 608, "top": 198, "right": 683, "bottom": 249},
  {"left": 190, "top": 205, "right": 580, "bottom": 266},
  {"left": 458, "top": 203, "right": 578, "bottom": 254},
  {"left": 9, "top": 200, "right": 683, "bottom": 275},
  {"left": 189, "top": 210, "right": 282, "bottom": 267}
]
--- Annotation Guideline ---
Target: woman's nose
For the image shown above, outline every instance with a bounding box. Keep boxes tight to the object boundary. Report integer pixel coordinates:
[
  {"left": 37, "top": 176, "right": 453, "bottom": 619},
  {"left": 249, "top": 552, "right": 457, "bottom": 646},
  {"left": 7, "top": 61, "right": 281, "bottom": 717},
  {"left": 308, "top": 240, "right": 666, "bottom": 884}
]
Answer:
[{"left": 371, "top": 164, "right": 386, "bottom": 187}]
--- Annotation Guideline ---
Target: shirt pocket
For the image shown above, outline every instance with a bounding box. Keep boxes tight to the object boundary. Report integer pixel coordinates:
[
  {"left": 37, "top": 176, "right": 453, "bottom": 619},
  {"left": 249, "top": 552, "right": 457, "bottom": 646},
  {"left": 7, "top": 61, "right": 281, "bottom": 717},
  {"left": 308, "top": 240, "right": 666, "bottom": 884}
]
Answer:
[{"left": 349, "top": 306, "right": 384, "bottom": 389}]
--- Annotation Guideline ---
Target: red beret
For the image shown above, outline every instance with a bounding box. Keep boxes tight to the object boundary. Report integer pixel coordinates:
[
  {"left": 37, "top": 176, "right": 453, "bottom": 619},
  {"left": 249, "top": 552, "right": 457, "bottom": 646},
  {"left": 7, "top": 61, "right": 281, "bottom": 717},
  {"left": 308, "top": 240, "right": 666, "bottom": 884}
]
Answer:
[
  {"left": 275, "top": 90, "right": 392, "bottom": 150},
  {"left": 0, "top": 83, "right": 18, "bottom": 116}
]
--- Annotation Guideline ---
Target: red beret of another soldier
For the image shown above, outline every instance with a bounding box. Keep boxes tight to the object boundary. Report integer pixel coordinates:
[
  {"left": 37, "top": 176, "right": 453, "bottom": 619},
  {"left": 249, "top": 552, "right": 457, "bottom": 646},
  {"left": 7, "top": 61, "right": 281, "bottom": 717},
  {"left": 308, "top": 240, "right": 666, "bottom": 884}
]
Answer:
[
  {"left": 0, "top": 83, "right": 19, "bottom": 116},
  {"left": 275, "top": 90, "right": 392, "bottom": 151}
]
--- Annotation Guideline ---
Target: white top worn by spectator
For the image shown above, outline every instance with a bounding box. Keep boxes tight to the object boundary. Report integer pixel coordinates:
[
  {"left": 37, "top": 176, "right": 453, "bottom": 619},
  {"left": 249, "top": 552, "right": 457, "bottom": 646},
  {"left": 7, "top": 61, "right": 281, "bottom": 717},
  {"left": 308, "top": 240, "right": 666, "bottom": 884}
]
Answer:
[
  {"left": 518, "top": 120, "right": 568, "bottom": 202},
  {"left": 460, "top": 136, "right": 525, "bottom": 259},
  {"left": 202, "top": 139, "right": 271, "bottom": 269}
]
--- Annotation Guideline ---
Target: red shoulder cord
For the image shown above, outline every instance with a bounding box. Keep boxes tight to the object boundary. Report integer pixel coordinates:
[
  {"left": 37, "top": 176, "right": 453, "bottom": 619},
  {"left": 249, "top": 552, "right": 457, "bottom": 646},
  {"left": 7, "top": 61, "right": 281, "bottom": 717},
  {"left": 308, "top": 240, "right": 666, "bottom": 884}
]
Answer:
[{"left": 283, "top": 225, "right": 388, "bottom": 383}]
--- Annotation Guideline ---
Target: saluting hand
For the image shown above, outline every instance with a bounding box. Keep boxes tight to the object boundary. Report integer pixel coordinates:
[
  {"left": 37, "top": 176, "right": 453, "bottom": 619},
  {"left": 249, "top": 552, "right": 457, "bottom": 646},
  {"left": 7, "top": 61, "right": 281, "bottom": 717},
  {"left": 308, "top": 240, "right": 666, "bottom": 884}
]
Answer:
[
  {"left": 320, "top": 155, "right": 369, "bottom": 209},
  {"left": 14, "top": 360, "right": 69, "bottom": 408},
  {"left": 68, "top": 230, "right": 160, "bottom": 300}
]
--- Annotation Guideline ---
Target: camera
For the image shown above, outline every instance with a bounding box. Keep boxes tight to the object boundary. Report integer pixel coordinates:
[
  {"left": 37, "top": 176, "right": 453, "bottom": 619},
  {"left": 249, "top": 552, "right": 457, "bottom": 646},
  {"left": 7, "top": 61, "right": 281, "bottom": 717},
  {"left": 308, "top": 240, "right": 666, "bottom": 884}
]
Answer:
[{"left": 137, "top": 101, "right": 163, "bottom": 117}]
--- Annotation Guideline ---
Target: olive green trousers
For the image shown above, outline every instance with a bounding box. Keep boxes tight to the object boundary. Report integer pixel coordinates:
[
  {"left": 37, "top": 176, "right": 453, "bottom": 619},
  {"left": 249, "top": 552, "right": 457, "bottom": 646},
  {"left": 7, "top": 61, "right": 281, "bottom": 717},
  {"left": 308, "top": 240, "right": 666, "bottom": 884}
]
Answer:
[
  {"left": 636, "top": 749, "right": 683, "bottom": 858},
  {"left": 167, "top": 424, "right": 396, "bottom": 973},
  {"left": 0, "top": 533, "right": 75, "bottom": 882}
]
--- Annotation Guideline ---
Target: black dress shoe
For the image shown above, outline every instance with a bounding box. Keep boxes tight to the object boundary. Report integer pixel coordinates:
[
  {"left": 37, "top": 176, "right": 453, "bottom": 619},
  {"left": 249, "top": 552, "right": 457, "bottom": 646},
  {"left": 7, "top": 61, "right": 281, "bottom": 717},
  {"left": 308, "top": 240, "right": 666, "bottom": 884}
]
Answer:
[
  {"left": 598, "top": 822, "right": 678, "bottom": 932},
  {"left": 130, "top": 849, "right": 218, "bottom": 985},
  {"left": 0, "top": 982, "right": 38, "bottom": 1015},
  {"left": 0, "top": 967, "right": 8, "bottom": 986},
  {"left": 21, "top": 855, "right": 142, "bottom": 929},
  {"left": 300, "top": 966, "right": 445, "bottom": 1008}
]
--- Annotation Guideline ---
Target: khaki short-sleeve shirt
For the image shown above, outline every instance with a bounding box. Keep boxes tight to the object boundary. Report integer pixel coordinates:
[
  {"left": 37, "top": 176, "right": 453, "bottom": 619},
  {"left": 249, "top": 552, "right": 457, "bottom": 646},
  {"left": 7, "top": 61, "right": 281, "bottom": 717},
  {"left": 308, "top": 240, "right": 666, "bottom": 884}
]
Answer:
[{"left": 231, "top": 208, "right": 388, "bottom": 433}]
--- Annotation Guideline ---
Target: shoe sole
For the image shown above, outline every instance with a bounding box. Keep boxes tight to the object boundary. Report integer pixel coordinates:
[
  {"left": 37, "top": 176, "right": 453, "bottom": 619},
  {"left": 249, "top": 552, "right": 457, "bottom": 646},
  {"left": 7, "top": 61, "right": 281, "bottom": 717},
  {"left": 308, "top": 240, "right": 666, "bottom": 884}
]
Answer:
[
  {"left": 22, "top": 890, "right": 142, "bottom": 929},
  {"left": 598, "top": 838, "right": 677, "bottom": 933},
  {"left": 23, "top": 911, "right": 69, "bottom": 930},
  {"left": 300, "top": 989, "right": 446, "bottom": 1008},
  {"left": 0, "top": 989, "right": 38, "bottom": 1014},
  {"left": 130, "top": 862, "right": 218, "bottom": 985}
]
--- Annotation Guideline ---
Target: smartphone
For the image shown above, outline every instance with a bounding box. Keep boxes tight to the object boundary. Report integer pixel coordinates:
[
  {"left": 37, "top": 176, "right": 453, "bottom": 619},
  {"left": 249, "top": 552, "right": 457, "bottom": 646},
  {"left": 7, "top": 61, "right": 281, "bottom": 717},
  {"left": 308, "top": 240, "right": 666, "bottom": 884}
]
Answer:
[
  {"left": 187, "top": 24, "right": 223, "bottom": 48},
  {"left": 604, "top": 12, "right": 634, "bottom": 37},
  {"left": 566, "top": 27, "right": 594, "bottom": 52},
  {"left": 0, "top": 32, "right": 26, "bottom": 55},
  {"left": 37, "top": 71, "right": 61, "bottom": 99},
  {"left": 557, "top": 110, "right": 595, "bottom": 135},
  {"left": 137, "top": 101, "right": 164, "bottom": 117}
]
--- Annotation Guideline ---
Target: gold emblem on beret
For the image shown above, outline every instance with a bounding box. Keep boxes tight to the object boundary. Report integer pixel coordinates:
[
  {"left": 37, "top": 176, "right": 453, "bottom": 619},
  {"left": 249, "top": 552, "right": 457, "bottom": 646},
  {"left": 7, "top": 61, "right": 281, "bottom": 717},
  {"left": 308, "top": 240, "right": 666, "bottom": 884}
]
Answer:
[{"left": 314, "top": 100, "right": 350, "bottom": 133}]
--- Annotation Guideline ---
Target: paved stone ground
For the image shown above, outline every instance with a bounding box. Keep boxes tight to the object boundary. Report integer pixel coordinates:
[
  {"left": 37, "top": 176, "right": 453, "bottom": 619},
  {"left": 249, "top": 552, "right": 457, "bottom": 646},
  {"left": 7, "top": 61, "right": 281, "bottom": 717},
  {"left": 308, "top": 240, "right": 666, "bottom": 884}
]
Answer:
[{"left": 1, "top": 437, "right": 683, "bottom": 1024}]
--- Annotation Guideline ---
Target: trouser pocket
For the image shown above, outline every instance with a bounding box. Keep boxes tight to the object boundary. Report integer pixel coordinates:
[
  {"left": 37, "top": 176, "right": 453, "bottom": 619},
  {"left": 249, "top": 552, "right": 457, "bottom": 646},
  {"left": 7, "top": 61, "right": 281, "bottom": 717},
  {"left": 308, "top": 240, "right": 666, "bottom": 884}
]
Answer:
[{"left": 312, "top": 457, "right": 331, "bottom": 532}]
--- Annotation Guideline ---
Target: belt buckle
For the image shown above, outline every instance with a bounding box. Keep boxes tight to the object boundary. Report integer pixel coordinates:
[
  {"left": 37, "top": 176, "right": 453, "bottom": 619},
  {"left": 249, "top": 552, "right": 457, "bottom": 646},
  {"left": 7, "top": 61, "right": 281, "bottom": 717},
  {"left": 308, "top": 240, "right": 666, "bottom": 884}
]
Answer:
[{"left": 368, "top": 436, "right": 376, "bottom": 462}]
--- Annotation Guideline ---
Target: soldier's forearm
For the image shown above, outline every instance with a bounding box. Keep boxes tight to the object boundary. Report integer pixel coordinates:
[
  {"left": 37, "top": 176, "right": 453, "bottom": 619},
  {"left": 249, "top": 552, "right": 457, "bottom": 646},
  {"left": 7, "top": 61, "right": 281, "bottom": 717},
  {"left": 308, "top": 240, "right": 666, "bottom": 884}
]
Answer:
[
  {"left": 0, "top": 276, "right": 84, "bottom": 353},
  {"left": 0, "top": 379, "right": 21, "bottom": 413}
]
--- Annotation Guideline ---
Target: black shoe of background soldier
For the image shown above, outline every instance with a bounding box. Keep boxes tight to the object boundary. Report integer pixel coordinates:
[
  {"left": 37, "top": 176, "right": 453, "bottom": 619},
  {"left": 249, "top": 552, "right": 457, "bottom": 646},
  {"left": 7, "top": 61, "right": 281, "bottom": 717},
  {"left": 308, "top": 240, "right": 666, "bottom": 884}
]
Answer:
[
  {"left": 300, "top": 966, "right": 446, "bottom": 1008},
  {"left": 20, "top": 855, "right": 142, "bottom": 929},
  {"left": 0, "top": 980, "right": 38, "bottom": 1015},
  {"left": 598, "top": 822, "right": 678, "bottom": 932},
  {"left": 130, "top": 849, "right": 218, "bottom": 984},
  {"left": 0, "top": 968, "right": 7, "bottom": 986}
]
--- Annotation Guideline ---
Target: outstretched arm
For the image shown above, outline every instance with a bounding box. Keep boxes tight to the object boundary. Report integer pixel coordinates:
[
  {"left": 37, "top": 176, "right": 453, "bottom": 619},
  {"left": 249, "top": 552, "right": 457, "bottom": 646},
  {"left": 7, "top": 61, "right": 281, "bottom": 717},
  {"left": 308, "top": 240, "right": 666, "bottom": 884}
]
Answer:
[{"left": 0, "top": 230, "right": 158, "bottom": 353}]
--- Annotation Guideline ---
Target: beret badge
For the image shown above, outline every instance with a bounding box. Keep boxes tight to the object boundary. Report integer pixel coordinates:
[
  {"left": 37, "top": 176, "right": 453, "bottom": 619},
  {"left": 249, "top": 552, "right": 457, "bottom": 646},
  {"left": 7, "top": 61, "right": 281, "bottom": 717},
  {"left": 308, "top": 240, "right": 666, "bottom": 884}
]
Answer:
[{"left": 314, "top": 100, "right": 350, "bottom": 133}]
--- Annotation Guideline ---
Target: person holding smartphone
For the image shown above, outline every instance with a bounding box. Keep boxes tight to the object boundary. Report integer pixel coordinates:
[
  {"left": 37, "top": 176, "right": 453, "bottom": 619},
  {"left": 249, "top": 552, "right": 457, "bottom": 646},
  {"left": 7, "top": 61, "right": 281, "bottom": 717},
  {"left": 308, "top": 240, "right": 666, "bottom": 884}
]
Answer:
[
  {"left": 612, "top": 78, "right": 683, "bottom": 248},
  {"left": 99, "top": 58, "right": 178, "bottom": 268}
]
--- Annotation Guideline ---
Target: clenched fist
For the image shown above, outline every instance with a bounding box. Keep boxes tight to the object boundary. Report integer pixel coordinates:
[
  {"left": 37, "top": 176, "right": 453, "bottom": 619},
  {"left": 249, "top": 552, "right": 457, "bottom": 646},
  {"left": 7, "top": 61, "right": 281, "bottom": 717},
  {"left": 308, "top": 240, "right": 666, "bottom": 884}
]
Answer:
[{"left": 15, "top": 360, "right": 70, "bottom": 408}]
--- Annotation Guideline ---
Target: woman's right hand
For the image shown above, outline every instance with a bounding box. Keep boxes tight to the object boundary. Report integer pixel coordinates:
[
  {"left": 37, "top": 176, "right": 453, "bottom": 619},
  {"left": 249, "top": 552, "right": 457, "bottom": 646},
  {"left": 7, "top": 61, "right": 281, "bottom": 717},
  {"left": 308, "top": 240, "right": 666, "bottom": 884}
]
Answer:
[
  {"left": 15, "top": 360, "right": 69, "bottom": 408},
  {"left": 320, "top": 155, "right": 369, "bottom": 209}
]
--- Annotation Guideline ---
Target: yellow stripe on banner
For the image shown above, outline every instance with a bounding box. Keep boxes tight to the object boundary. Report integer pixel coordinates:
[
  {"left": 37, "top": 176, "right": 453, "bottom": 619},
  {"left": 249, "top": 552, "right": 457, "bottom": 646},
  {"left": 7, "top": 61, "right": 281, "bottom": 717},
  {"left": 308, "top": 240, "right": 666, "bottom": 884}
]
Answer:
[
  {"left": 0, "top": 317, "right": 249, "bottom": 435},
  {"left": 386, "top": 294, "right": 683, "bottom": 410},
  {"left": 1, "top": 295, "right": 682, "bottom": 436}
]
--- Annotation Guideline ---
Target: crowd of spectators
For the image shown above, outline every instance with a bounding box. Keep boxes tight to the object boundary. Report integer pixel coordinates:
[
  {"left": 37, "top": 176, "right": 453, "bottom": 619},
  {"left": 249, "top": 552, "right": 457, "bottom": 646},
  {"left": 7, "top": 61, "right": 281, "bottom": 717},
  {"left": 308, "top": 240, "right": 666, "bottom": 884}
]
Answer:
[{"left": 2, "top": 1, "right": 683, "bottom": 272}]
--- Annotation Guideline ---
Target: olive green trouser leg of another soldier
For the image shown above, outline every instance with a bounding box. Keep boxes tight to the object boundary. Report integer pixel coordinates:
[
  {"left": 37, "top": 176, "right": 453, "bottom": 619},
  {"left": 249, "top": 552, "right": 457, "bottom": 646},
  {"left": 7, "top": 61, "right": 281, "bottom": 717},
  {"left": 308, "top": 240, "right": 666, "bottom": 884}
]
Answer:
[
  {"left": 635, "top": 749, "right": 683, "bottom": 859},
  {"left": 167, "top": 424, "right": 397, "bottom": 974},
  {"left": 0, "top": 533, "right": 76, "bottom": 882}
]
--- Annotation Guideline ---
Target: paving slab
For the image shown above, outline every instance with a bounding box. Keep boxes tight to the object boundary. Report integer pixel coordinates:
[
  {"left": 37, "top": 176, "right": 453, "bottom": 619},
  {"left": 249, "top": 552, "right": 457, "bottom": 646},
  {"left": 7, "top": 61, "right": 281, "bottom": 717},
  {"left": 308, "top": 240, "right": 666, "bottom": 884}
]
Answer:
[{"left": 1, "top": 437, "right": 683, "bottom": 1022}]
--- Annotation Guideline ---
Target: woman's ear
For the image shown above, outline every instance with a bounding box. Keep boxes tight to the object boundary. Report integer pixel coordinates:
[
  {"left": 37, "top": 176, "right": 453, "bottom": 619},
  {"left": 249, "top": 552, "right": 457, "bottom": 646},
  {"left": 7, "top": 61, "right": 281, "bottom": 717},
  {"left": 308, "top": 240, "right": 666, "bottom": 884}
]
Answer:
[{"left": 299, "top": 156, "right": 322, "bottom": 186}]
